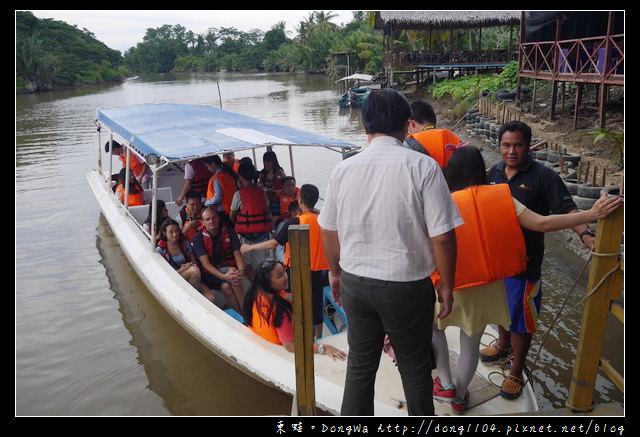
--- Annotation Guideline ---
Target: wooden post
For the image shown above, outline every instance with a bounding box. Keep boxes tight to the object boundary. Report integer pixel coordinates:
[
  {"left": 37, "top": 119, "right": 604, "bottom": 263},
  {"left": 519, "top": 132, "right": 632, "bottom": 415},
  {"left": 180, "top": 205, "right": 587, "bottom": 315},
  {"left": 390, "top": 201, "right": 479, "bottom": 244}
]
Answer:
[
  {"left": 288, "top": 224, "right": 316, "bottom": 416},
  {"left": 567, "top": 205, "right": 624, "bottom": 412}
]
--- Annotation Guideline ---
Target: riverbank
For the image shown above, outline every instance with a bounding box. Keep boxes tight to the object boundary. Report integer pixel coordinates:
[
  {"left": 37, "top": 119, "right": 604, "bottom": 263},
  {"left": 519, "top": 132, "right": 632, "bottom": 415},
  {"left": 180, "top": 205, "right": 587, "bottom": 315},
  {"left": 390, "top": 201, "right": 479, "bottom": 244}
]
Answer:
[{"left": 405, "top": 88, "right": 623, "bottom": 261}]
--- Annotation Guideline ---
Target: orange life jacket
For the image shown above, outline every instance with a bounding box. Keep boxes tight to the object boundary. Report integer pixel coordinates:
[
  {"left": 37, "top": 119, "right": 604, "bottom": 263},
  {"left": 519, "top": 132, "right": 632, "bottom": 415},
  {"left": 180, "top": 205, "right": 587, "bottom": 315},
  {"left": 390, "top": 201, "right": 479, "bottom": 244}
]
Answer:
[
  {"left": 249, "top": 289, "right": 291, "bottom": 345},
  {"left": 234, "top": 185, "right": 271, "bottom": 234},
  {"left": 190, "top": 159, "right": 213, "bottom": 198},
  {"left": 119, "top": 153, "right": 147, "bottom": 181},
  {"left": 407, "top": 128, "right": 460, "bottom": 168},
  {"left": 179, "top": 207, "right": 202, "bottom": 242},
  {"left": 283, "top": 211, "right": 329, "bottom": 271},
  {"left": 156, "top": 239, "right": 190, "bottom": 270},
  {"left": 278, "top": 187, "right": 300, "bottom": 221},
  {"left": 206, "top": 170, "right": 237, "bottom": 214},
  {"left": 431, "top": 184, "right": 527, "bottom": 290},
  {"left": 115, "top": 183, "right": 145, "bottom": 206}
]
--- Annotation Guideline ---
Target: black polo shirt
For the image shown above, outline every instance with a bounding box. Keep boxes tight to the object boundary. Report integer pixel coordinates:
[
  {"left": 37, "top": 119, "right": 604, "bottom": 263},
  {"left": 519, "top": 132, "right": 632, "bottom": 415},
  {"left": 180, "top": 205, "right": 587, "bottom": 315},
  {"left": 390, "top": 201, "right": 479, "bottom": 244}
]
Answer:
[{"left": 487, "top": 156, "right": 577, "bottom": 279}]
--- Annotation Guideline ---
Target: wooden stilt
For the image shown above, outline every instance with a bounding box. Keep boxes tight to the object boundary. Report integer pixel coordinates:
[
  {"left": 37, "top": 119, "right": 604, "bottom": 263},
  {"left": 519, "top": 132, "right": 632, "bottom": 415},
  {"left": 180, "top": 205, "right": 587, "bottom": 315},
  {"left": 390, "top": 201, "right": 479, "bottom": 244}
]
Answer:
[{"left": 288, "top": 225, "right": 316, "bottom": 416}]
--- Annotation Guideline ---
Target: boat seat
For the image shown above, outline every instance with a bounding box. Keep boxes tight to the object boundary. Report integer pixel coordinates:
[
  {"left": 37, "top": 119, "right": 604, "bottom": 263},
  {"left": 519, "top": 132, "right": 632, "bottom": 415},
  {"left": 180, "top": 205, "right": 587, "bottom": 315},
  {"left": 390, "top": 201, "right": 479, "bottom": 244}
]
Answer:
[
  {"left": 143, "top": 186, "right": 173, "bottom": 203},
  {"left": 127, "top": 201, "right": 180, "bottom": 226},
  {"left": 322, "top": 285, "right": 347, "bottom": 335}
]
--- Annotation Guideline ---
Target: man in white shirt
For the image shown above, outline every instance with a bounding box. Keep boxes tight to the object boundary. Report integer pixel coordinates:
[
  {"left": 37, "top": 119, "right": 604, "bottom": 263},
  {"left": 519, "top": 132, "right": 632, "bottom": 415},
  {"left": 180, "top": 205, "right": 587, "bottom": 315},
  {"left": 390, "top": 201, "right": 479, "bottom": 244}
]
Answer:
[{"left": 318, "top": 88, "right": 462, "bottom": 416}]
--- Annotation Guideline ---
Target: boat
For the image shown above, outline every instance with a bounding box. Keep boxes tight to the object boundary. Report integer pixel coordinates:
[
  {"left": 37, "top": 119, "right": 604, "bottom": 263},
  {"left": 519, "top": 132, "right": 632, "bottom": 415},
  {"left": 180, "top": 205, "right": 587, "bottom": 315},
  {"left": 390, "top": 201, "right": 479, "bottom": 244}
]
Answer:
[
  {"left": 87, "top": 103, "right": 538, "bottom": 416},
  {"left": 336, "top": 73, "right": 376, "bottom": 108}
]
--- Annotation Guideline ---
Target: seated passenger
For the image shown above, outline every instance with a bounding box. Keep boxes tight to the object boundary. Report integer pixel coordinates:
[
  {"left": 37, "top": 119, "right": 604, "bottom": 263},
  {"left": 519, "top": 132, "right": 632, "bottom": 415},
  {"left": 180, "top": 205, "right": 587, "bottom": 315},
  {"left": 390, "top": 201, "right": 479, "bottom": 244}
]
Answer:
[
  {"left": 115, "top": 168, "right": 145, "bottom": 206},
  {"left": 257, "top": 151, "right": 286, "bottom": 205},
  {"left": 243, "top": 259, "right": 347, "bottom": 360},
  {"left": 271, "top": 176, "right": 300, "bottom": 226},
  {"left": 176, "top": 190, "right": 204, "bottom": 242},
  {"left": 155, "top": 218, "right": 216, "bottom": 303},
  {"left": 192, "top": 206, "right": 247, "bottom": 313},
  {"left": 143, "top": 199, "right": 168, "bottom": 239}
]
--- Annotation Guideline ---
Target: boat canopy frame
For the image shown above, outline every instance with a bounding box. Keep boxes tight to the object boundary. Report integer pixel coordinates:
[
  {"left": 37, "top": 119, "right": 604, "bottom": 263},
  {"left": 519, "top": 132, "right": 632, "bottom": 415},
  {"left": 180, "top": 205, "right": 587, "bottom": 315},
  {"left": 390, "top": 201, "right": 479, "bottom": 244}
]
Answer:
[{"left": 95, "top": 103, "right": 359, "bottom": 249}]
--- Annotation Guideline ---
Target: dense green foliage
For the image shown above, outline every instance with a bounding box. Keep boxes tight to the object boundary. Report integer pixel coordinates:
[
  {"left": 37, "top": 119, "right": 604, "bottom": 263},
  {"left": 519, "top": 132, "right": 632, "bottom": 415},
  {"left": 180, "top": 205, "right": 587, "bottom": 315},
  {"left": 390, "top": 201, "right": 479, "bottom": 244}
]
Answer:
[
  {"left": 16, "top": 11, "right": 128, "bottom": 91},
  {"left": 123, "top": 11, "right": 381, "bottom": 76}
]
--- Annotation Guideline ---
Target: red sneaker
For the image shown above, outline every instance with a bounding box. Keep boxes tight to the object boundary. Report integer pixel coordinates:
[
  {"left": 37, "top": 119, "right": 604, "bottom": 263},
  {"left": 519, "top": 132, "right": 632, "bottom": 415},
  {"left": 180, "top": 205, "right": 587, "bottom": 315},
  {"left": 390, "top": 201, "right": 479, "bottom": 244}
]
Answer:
[
  {"left": 451, "top": 391, "right": 469, "bottom": 415},
  {"left": 433, "top": 377, "right": 456, "bottom": 401}
]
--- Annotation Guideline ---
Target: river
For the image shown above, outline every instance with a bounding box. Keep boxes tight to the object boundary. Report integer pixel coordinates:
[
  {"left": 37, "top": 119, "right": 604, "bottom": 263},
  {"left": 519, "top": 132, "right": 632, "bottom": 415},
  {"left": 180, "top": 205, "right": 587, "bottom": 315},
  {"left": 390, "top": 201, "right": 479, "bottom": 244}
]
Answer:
[{"left": 15, "top": 71, "right": 622, "bottom": 416}]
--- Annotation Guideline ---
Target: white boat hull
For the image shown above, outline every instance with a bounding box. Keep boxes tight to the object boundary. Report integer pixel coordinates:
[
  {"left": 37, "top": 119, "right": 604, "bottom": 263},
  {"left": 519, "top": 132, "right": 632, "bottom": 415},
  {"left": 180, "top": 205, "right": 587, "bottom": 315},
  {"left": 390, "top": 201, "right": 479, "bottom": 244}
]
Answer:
[{"left": 88, "top": 168, "right": 537, "bottom": 416}]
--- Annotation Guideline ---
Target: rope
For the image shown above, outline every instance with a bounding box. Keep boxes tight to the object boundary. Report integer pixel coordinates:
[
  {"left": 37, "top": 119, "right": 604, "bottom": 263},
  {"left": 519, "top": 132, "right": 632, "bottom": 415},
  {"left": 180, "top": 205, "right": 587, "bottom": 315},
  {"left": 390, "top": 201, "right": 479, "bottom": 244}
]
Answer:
[{"left": 527, "top": 249, "right": 622, "bottom": 387}]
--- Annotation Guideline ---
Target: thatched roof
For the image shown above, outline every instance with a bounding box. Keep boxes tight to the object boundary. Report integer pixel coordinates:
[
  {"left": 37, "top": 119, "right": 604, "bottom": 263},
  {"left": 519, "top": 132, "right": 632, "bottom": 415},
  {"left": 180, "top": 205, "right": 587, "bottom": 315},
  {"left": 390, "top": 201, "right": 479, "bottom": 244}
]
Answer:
[{"left": 374, "top": 11, "right": 521, "bottom": 30}]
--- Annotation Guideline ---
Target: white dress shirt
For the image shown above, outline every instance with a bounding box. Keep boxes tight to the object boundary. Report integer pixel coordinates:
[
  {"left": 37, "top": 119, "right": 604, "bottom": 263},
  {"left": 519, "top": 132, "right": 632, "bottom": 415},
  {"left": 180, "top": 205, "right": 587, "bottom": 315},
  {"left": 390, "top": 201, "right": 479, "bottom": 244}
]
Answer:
[{"left": 318, "top": 135, "right": 463, "bottom": 282}]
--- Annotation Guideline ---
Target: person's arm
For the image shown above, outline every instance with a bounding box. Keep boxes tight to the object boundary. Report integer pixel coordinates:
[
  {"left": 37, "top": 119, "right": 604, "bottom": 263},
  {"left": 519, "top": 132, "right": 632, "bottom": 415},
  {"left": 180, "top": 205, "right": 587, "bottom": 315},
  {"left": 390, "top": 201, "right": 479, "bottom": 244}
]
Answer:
[
  {"left": 430, "top": 229, "right": 457, "bottom": 320},
  {"left": 321, "top": 228, "right": 342, "bottom": 306},
  {"left": 241, "top": 238, "right": 279, "bottom": 254},
  {"left": 517, "top": 193, "right": 622, "bottom": 236}
]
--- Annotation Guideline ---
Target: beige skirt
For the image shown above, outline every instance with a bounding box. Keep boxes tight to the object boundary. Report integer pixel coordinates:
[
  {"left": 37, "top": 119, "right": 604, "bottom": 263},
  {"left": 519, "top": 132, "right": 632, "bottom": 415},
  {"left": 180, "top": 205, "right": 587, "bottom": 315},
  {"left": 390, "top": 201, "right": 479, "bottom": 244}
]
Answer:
[{"left": 434, "top": 280, "right": 511, "bottom": 337}]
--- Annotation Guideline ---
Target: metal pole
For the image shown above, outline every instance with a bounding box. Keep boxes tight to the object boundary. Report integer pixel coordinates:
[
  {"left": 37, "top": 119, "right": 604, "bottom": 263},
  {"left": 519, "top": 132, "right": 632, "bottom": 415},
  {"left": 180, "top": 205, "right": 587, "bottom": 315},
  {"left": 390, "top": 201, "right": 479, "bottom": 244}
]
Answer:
[
  {"left": 150, "top": 164, "right": 159, "bottom": 249},
  {"left": 124, "top": 147, "right": 131, "bottom": 209}
]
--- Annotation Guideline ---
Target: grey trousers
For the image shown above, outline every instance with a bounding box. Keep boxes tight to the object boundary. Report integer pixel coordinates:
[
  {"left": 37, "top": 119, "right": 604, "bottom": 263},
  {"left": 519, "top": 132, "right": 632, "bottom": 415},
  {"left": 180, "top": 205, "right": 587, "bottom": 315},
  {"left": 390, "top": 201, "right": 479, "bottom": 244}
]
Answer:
[{"left": 340, "top": 271, "right": 435, "bottom": 416}]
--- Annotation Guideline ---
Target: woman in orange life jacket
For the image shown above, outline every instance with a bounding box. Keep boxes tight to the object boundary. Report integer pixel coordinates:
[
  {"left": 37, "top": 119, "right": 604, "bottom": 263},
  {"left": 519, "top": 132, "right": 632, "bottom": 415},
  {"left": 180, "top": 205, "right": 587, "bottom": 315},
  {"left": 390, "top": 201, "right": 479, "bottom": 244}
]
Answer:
[
  {"left": 429, "top": 145, "right": 622, "bottom": 414},
  {"left": 243, "top": 258, "right": 347, "bottom": 361},
  {"left": 114, "top": 167, "right": 145, "bottom": 207},
  {"left": 155, "top": 218, "right": 216, "bottom": 303}
]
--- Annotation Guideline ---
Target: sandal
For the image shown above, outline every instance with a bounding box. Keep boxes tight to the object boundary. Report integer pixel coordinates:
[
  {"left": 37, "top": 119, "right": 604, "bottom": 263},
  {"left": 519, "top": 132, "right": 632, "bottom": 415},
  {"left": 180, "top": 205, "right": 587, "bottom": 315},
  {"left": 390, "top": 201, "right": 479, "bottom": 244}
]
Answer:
[
  {"left": 479, "top": 342, "right": 513, "bottom": 363},
  {"left": 500, "top": 374, "right": 525, "bottom": 400}
]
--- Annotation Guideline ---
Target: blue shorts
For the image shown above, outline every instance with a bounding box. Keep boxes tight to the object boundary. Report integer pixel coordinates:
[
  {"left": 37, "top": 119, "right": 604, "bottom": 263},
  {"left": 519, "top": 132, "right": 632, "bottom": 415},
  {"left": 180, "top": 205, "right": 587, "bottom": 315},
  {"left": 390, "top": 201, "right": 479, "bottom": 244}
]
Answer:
[{"left": 505, "top": 276, "right": 542, "bottom": 334}]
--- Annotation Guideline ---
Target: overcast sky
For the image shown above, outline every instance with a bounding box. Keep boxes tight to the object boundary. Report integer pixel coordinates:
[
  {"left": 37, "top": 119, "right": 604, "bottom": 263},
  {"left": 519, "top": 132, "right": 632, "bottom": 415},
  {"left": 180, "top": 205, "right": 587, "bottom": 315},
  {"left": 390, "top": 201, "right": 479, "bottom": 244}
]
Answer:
[{"left": 25, "top": 10, "right": 357, "bottom": 53}]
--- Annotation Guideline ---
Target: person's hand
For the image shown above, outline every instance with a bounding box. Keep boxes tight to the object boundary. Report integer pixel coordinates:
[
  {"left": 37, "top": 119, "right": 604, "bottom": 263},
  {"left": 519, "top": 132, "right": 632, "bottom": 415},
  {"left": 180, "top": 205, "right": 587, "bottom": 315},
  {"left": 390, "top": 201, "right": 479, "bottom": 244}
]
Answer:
[
  {"left": 329, "top": 270, "right": 342, "bottom": 306},
  {"left": 323, "top": 344, "right": 347, "bottom": 361},
  {"left": 589, "top": 193, "right": 623, "bottom": 220},
  {"left": 240, "top": 244, "right": 252, "bottom": 254},
  {"left": 436, "top": 285, "right": 453, "bottom": 320},
  {"left": 225, "top": 269, "right": 244, "bottom": 285}
]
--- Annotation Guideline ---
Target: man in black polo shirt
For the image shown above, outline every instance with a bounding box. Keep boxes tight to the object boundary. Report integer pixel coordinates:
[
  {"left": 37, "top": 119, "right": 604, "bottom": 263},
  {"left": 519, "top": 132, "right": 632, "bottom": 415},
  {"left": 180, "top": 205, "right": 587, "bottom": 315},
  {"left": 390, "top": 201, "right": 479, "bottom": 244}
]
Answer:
[{"left": 481, "top": 121, "right": 595, "bottom": 400}]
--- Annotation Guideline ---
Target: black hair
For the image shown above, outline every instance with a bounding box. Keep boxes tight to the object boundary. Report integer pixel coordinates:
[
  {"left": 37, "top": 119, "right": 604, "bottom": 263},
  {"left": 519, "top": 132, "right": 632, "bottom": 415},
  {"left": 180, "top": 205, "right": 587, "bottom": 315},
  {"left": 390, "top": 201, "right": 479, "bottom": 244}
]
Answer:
[
  {"left": 243, "top": 259, "right": 292, "bottom": 329},
  {"left": 299, "top": 184, "right": 319, "bottom": 209},
  {"left": 262, "top": 151, "right": 283, "bottom": 170},
  {"left": 237, "top": 161, "right": 258, "bottom": 183},
  {"left": 445, "top": 146, "right": 487, "bottom": 192},
  {"left": 409, "top": 101, "right": 437, "bottom": 125},
  {"left": 184, "top": 190, "right": 200, "bottom": 202},
  {"left": 361, "top": 88, "right": 411, "bottom": 135},
  {"left": 104, "top": 140, "right": 122, "bottom": 153},
  {"left": 498, "top": 121, "right": 532, "bottom": 147},
  {"left": 117, "top": 168, "right": 143, "bottom": 193}
]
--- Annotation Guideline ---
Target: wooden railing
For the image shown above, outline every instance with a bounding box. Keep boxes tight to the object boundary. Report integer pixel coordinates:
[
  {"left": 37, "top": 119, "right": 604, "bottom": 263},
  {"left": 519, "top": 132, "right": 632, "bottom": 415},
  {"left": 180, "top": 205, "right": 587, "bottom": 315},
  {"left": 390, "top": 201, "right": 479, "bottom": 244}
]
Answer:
[
  {"left": 393, "top": 49, "right": 517, "bottom": 67},
  {"left": 567, "top": 205, "right": 624, "bottom": 412},
  {"left": 519, "top": 34, "right": 624, "bottom": 86}
]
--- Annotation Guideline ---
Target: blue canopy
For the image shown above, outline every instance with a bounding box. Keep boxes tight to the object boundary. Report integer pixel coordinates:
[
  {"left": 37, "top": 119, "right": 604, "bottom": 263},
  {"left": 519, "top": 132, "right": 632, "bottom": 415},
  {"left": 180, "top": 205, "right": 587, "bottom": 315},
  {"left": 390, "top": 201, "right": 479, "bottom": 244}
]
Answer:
[{"left": 98, "top": 103, "right": 357, "bottom": 162}]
